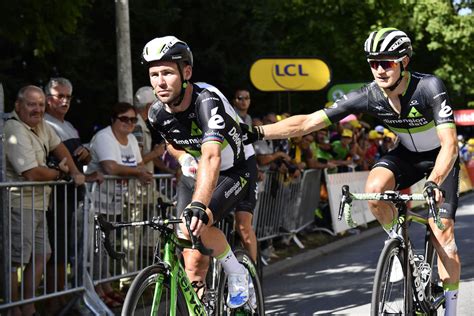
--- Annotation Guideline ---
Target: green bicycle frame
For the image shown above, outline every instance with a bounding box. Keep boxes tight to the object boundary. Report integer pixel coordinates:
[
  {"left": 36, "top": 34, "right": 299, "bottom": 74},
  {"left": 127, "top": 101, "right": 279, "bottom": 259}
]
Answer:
[{"left": 150, "top": 229, "right": 208, "bottom": 316}]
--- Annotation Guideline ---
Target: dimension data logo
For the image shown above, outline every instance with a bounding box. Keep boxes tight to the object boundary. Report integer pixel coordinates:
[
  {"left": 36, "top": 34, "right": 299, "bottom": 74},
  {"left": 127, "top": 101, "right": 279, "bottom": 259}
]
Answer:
[{"left": 250, "top": 58, "right": 331, "bottom": 92}]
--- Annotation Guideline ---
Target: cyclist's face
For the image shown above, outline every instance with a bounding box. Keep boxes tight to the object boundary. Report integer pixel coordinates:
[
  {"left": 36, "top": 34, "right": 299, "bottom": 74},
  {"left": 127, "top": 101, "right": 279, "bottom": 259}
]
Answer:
[
  {"left": 370, "top": 56, "right": 407, "bottom": 89},
  {"left": 149, "top": 61, "right": 189, "bottom": 104}
]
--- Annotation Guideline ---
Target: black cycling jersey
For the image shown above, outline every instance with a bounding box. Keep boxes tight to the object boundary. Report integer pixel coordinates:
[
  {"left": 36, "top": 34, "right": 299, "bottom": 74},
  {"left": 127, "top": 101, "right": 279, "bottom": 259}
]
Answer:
[
  {"left": 321, "top": 72, "right": 456, "bottom": 153},
  {"left": 148, "top": 82, "right": 254, "bottom": 171}
]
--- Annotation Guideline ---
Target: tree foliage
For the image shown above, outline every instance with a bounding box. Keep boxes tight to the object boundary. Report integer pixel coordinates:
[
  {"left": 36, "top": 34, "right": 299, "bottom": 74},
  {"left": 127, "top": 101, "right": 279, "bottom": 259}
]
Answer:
[{"left": 0, "top": 0, "right": 472, "bottom": 141}]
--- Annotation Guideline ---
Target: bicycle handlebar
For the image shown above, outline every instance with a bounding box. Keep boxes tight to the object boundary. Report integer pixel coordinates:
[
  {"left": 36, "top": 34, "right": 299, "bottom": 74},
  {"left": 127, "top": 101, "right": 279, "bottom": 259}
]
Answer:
[
  {"left": 95, "top": 198, "right": 213, "bottom": 259},
  {"left": 337, "top": 185, "right": 444, "bottom": 230}
]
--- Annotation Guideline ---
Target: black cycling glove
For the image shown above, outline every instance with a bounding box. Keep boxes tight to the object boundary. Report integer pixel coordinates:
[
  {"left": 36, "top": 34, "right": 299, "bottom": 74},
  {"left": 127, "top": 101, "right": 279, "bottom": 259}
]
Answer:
[
  {"left": 423, "top": 181, "right": 442, "bottom": 199},
  {"left": 183, "top": 201, "right": 209, "bottom": 227},
  {"left": 240, "top": 123, "right": 264, "bottom": 145}
]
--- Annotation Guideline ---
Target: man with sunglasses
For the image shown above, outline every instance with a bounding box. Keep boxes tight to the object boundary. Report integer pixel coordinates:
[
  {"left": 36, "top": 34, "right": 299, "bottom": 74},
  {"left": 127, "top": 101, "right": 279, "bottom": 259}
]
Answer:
[
  {"left": 233, "top": 88, "right": 252, "bottom": 126},
  {"left": 246, "top": 27, "right": 460, "bottom": 316},
  {"left": 142, "top": 36, "right": 258, "bottom": 309}
]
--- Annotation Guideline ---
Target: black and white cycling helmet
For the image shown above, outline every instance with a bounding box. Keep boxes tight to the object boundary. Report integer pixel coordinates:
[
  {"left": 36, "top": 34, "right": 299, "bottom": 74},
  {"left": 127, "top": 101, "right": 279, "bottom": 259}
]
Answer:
[
  {"left": 142, "top": 36, "right": 193, "bottom": 67},
  {"left": 364, "top": 28, "right": 412, "bottom": 59}
]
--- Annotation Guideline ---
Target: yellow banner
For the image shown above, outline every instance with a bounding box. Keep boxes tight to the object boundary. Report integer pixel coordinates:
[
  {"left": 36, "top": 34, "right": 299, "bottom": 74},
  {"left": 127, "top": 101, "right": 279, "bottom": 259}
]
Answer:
[{"left": 250, "top": 58, "right": 331, "bottom": 92}]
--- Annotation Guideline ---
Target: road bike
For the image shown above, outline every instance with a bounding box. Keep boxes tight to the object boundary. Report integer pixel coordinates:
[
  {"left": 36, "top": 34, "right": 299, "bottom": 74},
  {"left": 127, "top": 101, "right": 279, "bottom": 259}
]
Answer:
[
  {"left": 338, "top": 185, "right": 446, "bottom": 315},
  {"left": 95, "top": 198, "right": 265, "bottom": 315}
]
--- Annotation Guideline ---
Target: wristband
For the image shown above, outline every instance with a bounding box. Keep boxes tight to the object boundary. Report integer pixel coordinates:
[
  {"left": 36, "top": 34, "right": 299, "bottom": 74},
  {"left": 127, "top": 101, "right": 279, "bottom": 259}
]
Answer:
[
  {"left": 256, "top": 126, "right": 265, "bottom": 140},
  {"left": 190, "top": 201, "right": 207, "bottom": 211}
]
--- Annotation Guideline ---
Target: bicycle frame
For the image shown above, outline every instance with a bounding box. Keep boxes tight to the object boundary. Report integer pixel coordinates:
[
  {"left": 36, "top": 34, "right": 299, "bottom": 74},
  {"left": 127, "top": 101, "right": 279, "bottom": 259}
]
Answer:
[
  {"left": 400, "top": 206, "right": 445, "bottom": 313},
  {"left": 158, "top": 231, "right": 207, "bottom": 316},
  {"left": 96, "top": 214, "right": 209, "bottom": 316}
]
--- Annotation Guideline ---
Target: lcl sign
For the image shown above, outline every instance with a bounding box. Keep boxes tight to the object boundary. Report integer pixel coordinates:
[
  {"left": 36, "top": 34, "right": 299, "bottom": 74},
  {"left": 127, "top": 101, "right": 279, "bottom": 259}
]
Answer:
[{"left": 250, "top": 58, "right": 331, "bottom": 92}]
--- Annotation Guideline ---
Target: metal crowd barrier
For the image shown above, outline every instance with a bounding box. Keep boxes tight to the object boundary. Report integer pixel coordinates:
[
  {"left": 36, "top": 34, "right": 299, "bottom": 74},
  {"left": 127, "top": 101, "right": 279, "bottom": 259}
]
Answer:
[
  {"left": 0, "top": 180, "right": 85, "bottom": 313},
  {"left": 0, "top": 175, "right": 176, "bottom": 315},
  {"left": 253, "top": 169, "right": 324, "bottom": 248}
]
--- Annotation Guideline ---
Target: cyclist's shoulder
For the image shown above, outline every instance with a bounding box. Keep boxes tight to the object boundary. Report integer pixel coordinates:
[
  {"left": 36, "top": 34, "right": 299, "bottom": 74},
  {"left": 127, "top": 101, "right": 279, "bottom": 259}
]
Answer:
[
  {"left": 193, "top": 82, "right": 226, "bottom": 106},
  {"left": 411, "top": 72, "right": 445, "bottom": 91},
  {"left": 148, "top": 99, "right": 170, "bottom": 126}
]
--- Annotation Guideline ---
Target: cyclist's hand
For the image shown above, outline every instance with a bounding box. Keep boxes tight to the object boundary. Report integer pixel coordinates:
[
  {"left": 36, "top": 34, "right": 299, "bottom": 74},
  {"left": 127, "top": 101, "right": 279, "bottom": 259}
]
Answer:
[
  {"left": 240, "top": 123, "right": 264, "bottom": 145},
  {"left": 183, "top": 202, "right": 209, "bottom": 237},
  {"left": 178, "top": 153, "right": 198, "bottom": 179},
  {"left": 423, "top": 181, "right": 444, "bottom": 206}
]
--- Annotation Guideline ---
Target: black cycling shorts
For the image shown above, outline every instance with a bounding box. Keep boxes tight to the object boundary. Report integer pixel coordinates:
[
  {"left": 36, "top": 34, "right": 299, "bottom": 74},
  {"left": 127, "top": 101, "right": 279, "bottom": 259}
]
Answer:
[
  {"left": 176, "top": 155, "right": 258, "bottom": 222},
  {"left": 372, "top": 145, "right": 459, "bottom": 220}
]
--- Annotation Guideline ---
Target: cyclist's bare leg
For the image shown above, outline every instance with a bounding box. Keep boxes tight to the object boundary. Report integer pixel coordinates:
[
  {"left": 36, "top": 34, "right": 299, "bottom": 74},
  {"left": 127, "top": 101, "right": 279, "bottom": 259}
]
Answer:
[
  {"left": 365, "top": 167, "right": 398, "bottom": 233},
  {"left": 429, "top": 218, "right": 460, "bottom": 284},
  {"left": 180, "top": 209, "right": 243, "bottom": 280},
  {"left": 235, "top": 211, "right": 257, "bottom": 261},
  {"left": 182, "top": 249, "right": 209, "bottom": 297}
]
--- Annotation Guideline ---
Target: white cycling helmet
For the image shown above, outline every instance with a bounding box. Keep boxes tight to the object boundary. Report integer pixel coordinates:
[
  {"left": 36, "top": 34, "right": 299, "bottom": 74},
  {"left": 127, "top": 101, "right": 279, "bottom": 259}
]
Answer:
[
  {"left": 364, "top": 27, "right": 412, "bottom": 59},
  {"left": 142, "top": 36, "right": 193, "bottom": 67}
]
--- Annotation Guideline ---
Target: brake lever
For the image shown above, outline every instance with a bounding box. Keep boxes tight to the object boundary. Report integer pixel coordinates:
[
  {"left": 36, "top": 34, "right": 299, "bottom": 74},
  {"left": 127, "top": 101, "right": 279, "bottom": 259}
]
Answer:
[
  {"left": 338, "top": 185, "right": 352, "bottom": 221},
  {"left": 183, "top": 211, "right": 213, "bottom": 256},
  {"left": 425, "top": 186, "right": 445, "bottom": 230},
  {"left": 95, "top": 214, "right": 126, "bottom": 260}
]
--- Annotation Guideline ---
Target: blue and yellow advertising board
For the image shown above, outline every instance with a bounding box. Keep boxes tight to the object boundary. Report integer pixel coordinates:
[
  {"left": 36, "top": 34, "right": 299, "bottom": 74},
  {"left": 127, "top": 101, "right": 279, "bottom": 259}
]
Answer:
[{"left": 250, "top": 58, "right": 331, "bottom": 92}]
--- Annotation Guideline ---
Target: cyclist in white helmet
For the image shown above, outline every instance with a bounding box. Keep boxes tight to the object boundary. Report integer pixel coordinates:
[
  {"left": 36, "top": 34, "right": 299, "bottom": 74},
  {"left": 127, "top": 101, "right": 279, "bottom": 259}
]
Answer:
[
  {"left": 142, "top": 36, "right": 258, "bottom": 309},
  {"left": 246, "top": 27, "right": 460, "bottom": 316}
]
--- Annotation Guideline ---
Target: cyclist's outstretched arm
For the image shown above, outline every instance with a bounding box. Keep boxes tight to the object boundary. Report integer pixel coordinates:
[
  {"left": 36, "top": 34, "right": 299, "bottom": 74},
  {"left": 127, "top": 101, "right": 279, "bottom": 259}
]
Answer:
[{"left": 260, "top": 109, "right": 330, "bottom": 140}]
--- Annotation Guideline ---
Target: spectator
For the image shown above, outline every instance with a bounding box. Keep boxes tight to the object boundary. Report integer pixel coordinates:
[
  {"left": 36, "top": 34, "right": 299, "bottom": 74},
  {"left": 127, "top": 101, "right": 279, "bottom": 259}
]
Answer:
[
  {"left": 232, "top": 87, "right": 252, "bottom": 126},
  {"left": 465, "top": 138, "right": 474, "bottom": 162},
  {"left": 253, "top": 113, "right": 293, "bottom": 174},
  {"left": 379, "top": 132, "right": 397, "bottom": 157},
  {"left": 311, "top": 129, "right": 338, "bottom": 172},
  {"left": 43, "top": 77, "right": 103, "bottom": 313},
  {"left": 86, "top": 102, "right": 153, "bottom": 308},
  {"left": 331, "top": 129, "right": 355, "bottom": 172},
  {"left": 4, "top": 85, "right": 85, "bottom": 316},
  {"left": 132, "top": 86, "right": 166, "bottom": 174},
  {"left": 366, "top": 129, "right": 383, "bottom": 167}
]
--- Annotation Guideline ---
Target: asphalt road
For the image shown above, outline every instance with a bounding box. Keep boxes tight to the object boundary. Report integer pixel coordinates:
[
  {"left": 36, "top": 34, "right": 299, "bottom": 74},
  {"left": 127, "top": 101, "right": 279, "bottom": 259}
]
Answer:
[{"left": 263, "top": 192, "right": 474, "bottom": 315}]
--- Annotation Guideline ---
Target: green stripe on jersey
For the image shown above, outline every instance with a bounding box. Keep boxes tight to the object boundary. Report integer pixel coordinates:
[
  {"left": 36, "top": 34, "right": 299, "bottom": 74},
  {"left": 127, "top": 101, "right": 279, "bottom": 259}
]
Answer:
[
  {"left": 316, "top": 109, "right": 332, "bottom": 127},
  {"left": 436, "top": 123, "right": 456, "bottom": 130}
]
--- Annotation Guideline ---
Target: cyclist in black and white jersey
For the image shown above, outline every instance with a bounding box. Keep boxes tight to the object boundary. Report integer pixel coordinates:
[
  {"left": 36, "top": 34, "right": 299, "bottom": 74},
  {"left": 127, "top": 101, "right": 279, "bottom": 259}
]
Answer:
[
  {"left": 142, "top": 36, "right": 257, "bottom": 309},
  {"left": 246, "top": 28, "right": 460, "bottom": 315}
]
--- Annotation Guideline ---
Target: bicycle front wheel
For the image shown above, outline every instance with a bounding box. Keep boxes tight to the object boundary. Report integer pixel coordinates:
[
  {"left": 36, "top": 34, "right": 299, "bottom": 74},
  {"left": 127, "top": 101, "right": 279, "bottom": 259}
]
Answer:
[
  {"left": 217, "top": 247, "right": 265, "bottom": 315},
  {"left": 371, "top": 238, "right": 413, "bottom": 316},
  {"left": 122, "top": 264, "right": 188, "bottom": 316}
]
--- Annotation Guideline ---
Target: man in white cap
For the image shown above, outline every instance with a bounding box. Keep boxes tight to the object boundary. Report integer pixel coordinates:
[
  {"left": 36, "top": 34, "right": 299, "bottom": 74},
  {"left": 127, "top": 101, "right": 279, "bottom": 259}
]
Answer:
[{"left": 133, "top": 86, "right": 166, "bottom": 173}]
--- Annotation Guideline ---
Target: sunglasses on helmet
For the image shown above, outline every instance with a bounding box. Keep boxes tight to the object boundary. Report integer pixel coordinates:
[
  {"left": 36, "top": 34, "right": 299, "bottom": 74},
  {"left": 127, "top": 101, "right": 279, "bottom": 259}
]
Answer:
[{"left": 367, "top": 56, "right": 404, "bottom": 70}]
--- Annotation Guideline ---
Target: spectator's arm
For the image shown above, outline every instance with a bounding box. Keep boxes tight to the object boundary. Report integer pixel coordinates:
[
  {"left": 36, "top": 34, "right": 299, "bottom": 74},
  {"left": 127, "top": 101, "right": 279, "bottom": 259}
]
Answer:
[
  {"left": 51, "top": 143, "right": 85, "bottom": 185},
  {"left": 22, "top": 166, "right": 62, "bottom": 181},
  {"left": 256, "top": 151, "right": 291, "bottom": 166},
  {"left": 142, "top": 143, "right": 166, "bottom": 165},
  {"left": 99, "top": 160, "right": 152, "bottom": 185}
]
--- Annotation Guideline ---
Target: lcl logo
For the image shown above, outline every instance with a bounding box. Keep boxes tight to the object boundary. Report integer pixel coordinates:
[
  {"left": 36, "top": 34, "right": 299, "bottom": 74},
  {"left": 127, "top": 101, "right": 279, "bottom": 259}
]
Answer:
[
  {"left": 274, "top": 64, "right": 309, "bottom": 77},
  {"left": 250, "top": 58, "right": 331, "bottom": 92}
]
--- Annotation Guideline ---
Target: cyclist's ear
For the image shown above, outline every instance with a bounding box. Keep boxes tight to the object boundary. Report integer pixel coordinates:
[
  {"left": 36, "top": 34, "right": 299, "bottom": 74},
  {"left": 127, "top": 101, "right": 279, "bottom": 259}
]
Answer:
[{"left": 183, "top": 65, "right": 192, "bottom": 81}]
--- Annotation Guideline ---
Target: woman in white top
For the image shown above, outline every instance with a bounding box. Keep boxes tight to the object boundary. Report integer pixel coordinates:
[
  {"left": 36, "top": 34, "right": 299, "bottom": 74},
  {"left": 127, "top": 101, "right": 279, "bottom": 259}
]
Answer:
[{"left": 87, "top": 102, "right": 153, "bottom": 307}]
